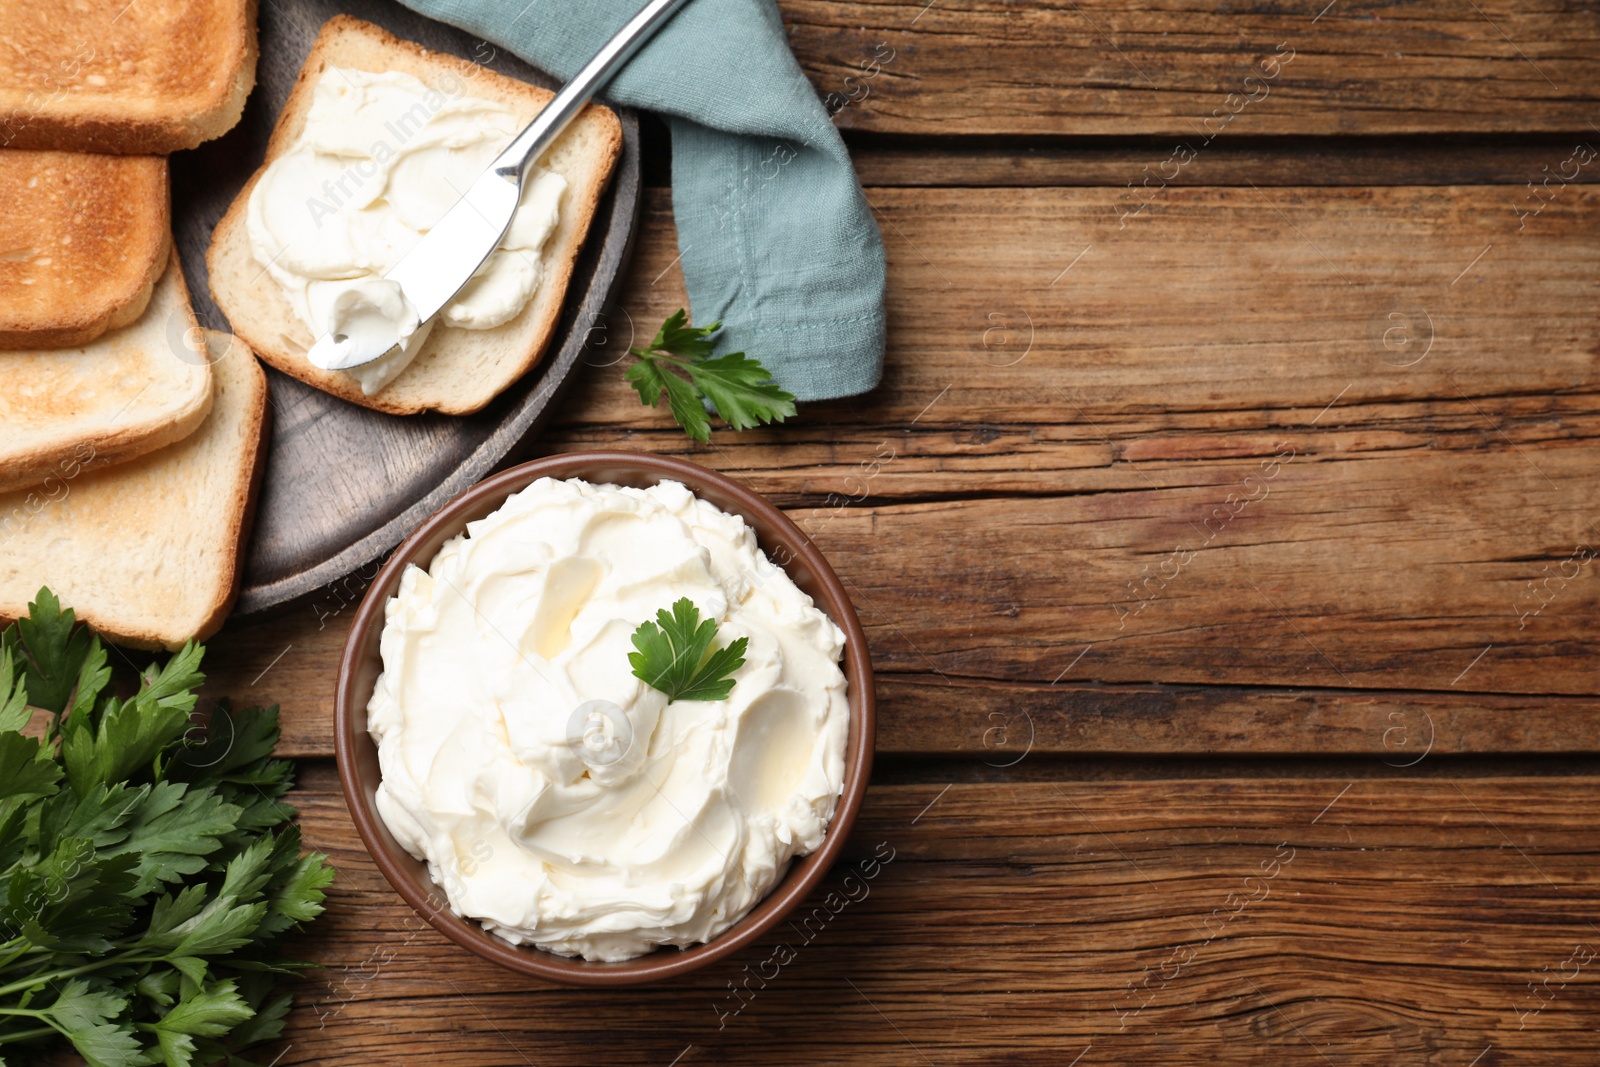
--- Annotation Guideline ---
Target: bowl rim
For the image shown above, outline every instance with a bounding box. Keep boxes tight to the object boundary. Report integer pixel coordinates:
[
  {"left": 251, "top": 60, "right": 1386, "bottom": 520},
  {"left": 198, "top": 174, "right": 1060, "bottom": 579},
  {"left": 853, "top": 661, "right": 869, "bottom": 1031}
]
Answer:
[{"left": 333, "top": 450, "right": 876, "bottom": 987}]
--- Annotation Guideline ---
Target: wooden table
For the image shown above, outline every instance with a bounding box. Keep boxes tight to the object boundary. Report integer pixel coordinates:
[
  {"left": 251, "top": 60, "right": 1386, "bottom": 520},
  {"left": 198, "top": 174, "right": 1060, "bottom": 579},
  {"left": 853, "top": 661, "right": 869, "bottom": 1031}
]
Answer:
[{"left": 204, "top": 4, "right": 1600, "bottom": 1063}]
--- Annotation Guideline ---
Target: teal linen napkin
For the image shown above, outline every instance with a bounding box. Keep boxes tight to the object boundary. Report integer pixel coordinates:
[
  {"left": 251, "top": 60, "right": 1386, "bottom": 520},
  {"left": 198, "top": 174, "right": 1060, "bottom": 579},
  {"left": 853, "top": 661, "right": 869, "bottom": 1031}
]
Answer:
[{"left": 397, "top": 0, "right": 888, "bottom": 401}]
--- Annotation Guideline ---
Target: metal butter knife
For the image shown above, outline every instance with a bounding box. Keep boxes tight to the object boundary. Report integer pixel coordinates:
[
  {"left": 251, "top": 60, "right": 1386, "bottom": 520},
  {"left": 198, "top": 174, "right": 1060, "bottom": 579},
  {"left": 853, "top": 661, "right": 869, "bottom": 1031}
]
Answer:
[{"left": 309, "top": 0, "right": 690, "bottom": 371}]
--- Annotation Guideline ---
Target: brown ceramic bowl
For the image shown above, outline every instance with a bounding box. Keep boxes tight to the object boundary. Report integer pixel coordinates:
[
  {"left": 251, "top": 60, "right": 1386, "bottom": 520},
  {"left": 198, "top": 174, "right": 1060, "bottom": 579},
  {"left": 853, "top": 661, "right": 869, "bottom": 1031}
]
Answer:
[{"left": 334, "top": 451, "right": 875, "bottom": 987}]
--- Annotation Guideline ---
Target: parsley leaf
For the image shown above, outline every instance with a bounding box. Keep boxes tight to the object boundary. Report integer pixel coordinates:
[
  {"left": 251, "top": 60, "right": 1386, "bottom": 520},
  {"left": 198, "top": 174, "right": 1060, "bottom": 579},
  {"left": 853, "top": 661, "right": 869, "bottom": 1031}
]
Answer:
[
  {"left": 4, "top": 587, "right": 109, "bottom": 734},
  {"left": 139, "top": 978, "right": 254, "bottom": 1067},
  {"left": 58, "top": 641, "right": 203, "bottom": 796},
  {"left": 0, "top": 731, "right": 60, "bottom": 804},
  {"left": 0, "top": 589, "right": 333, "bottom": 1067},
  {"left": 627, "top": 598, "right": 748, "bottom": 703},
  {"left": 623, "top": 309, "right": 796, "bottom": 442},
  {"left": 0, "top": 642, "right": 32, "bottom": 734},
  {"left": 40, "top": 980, "right": 140, "bottom": 1067}
]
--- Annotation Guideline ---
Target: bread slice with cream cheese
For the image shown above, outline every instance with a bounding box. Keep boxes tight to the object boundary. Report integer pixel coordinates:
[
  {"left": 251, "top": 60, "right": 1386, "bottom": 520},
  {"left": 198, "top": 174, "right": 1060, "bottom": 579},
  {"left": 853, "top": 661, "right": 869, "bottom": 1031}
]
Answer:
[
  {"left": 206, "top": 15, "right": 623, "bottom": 416},
  {"left": 0, "top": 330, "right": 269, "bottom": 650}
]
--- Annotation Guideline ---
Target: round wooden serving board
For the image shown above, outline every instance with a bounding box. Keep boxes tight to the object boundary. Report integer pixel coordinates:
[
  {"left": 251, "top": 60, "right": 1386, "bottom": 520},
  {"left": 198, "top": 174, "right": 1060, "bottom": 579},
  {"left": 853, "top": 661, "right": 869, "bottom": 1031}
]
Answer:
[{"left": 171, "top": 0, "right": 641, "bottom": 615}]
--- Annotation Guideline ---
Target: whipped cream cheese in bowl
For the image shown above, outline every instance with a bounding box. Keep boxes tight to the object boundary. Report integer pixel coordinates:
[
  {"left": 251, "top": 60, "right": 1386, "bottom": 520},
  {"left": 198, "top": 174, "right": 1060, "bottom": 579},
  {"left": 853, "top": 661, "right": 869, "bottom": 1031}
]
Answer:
[{"left": 335, "top": 452, "right": 875, "bottom": 985}]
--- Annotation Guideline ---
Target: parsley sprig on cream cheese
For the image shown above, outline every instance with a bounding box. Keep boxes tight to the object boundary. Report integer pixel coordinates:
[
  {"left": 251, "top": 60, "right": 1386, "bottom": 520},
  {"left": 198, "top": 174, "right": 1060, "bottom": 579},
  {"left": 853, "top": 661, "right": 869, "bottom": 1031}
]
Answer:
[
  {"left": 624, "top": 310, "right": 796, "bottom": 443},
  {"left": 628, "top": 598, "right": 747, "bottom": 703}
]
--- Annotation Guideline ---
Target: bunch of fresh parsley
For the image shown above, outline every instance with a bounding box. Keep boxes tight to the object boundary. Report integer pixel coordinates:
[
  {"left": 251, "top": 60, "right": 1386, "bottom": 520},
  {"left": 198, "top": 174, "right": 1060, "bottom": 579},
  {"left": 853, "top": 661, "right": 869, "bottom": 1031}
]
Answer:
[
  {"left": 625, "top": 310, "right": 796, "bottom": 443},
  {"left": 0, "top": 590, "right": 332, "bottom": 1067}
]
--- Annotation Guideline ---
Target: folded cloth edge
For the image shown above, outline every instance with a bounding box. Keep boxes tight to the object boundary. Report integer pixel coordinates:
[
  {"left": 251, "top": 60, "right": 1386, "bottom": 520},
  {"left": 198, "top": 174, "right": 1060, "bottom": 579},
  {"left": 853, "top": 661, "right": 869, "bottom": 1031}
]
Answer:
[{"left": 394, "top": 0, "right": 888, "bottom": 404}]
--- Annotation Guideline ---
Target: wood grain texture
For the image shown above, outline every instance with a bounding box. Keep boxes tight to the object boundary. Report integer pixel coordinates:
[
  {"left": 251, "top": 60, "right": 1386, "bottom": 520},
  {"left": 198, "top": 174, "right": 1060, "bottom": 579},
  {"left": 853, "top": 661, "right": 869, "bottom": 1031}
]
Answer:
[
  {"left": 780, "top": 0, "right": 1600, "bottom": 136},
  {"left": 17, "top": 0, "right": 1600, "bottom": 1063},
  {"left": 569, "top": 186, "right": 1600, "bottom": 431},
  {"left": 846, "top": 136, "right": 1600, "bottom": 188},
  {"left": 258, "top": 772, "right": 1600, "bottom": 1064},
  {"left": 204, "top": 181, "right": 1600, "bottom": 750},
  {"left": 204, "top": 601, "right": 1600, "bottom": 759}
]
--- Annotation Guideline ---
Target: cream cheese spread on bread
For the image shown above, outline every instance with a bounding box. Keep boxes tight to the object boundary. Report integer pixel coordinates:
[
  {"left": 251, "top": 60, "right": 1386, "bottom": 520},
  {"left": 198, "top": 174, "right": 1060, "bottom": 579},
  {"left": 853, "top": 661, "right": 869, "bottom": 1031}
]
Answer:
[
  {"left": 367, "top": 477, "right": 851, "bottom": 962},
  {"left": 245, "top": 67, "right": 566, "bottom": 395}
]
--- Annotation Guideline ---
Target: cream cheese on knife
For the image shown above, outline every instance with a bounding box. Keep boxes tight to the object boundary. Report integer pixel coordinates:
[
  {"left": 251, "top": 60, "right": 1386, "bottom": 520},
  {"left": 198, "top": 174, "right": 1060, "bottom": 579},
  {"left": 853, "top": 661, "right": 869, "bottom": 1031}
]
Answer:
[
  {"left": 245, "top": 67, "right": 566, "bottom": 395},
  {"left": 367, "top": 477, "right": 850, "bottom": 962}
]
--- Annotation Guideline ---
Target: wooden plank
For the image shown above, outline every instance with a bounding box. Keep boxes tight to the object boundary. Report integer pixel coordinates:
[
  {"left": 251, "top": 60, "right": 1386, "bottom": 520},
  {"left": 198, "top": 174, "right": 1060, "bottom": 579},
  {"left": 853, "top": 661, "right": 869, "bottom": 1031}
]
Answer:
[
  {"left": 872, "top": 677, "right": 1600, "bottom": 761},
  {"left": 258, "top": 772, "right": 1600, "bottom": 1064},
  {"left": 847, "top": 136, "right": 1600, "bottom": 188},
  {"left": 780, "top": 0, "right": 1600, "bottom": 136},
  {"left": 205, "top": 613, "right": 1600, "bottom": 760},
  {"left": 811, "top": 450, "right": 1598, "bottom": 694},
  {"left": 556, "top": 186, "right": 1600, "bottom": 430},
  {"left": 200, "top": 183, "right": 1600, "bottom": 748}
]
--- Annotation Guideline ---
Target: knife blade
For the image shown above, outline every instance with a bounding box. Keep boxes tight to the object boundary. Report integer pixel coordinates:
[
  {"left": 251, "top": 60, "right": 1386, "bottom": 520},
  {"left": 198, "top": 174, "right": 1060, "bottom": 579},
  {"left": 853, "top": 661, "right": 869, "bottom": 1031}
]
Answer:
[{"left": 307, "top": 169, "right": 521, "bottom": 371}]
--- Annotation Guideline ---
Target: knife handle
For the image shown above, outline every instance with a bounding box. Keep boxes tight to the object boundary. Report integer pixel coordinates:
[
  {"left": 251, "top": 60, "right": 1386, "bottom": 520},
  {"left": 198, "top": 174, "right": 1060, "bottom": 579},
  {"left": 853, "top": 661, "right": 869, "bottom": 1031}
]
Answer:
[{"left": 492, "top": 0, "right": 691, "bottom": 185}]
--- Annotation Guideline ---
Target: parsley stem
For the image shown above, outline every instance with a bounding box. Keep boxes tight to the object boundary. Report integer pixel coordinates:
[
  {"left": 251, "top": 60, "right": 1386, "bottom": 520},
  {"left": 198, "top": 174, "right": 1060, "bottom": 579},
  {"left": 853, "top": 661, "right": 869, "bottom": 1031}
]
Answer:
[
  {"left": 635, "top": 349, "right": 694, "bottom": 369},
  {"left": 0, "top": 1024, "right": 54, "bottom": 1044},
  {"left": 0, "top": 953, "right": 153, "bottom": 1000}
]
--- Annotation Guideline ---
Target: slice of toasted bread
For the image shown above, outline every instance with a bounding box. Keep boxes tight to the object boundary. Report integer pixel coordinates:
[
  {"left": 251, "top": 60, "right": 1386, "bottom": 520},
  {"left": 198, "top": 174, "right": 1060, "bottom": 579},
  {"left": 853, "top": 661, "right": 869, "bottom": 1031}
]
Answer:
[
  {"left": 0, "top": 0, "right": 257, "bottom": 154},
  {"left": 0, "top": 252, "right": 212, "bottom": 494},
  {"left": 207, "top": 15, "right": 622, "bottom": 416},
  {"left": 0, "top": 150, "right": 170, "bottom": 348},
  {"left": 0, "top": 330, "right": 269, "bottom": 650}
]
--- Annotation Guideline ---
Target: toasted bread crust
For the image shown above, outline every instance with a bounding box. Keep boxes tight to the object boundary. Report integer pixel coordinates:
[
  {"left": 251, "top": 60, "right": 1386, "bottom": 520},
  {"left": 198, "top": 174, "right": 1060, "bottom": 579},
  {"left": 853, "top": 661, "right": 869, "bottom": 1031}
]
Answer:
[
  {"left": 209, "top": 347, "right": 271, "bottom": 643},
  {"left": 166, "top": 332, "right": 270, "bottom": 649},
  {"left": 207, "top": 15, "right": 623, "bottom": 415},
  {"left": 0, "top": 0, "right": 258, "bottom": 154},
  {"left": 0, "top": 251, "right": 213, "bottom": 494},
  {"left": 0, "top": 151, "right": 170, "bottom": 348}
]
